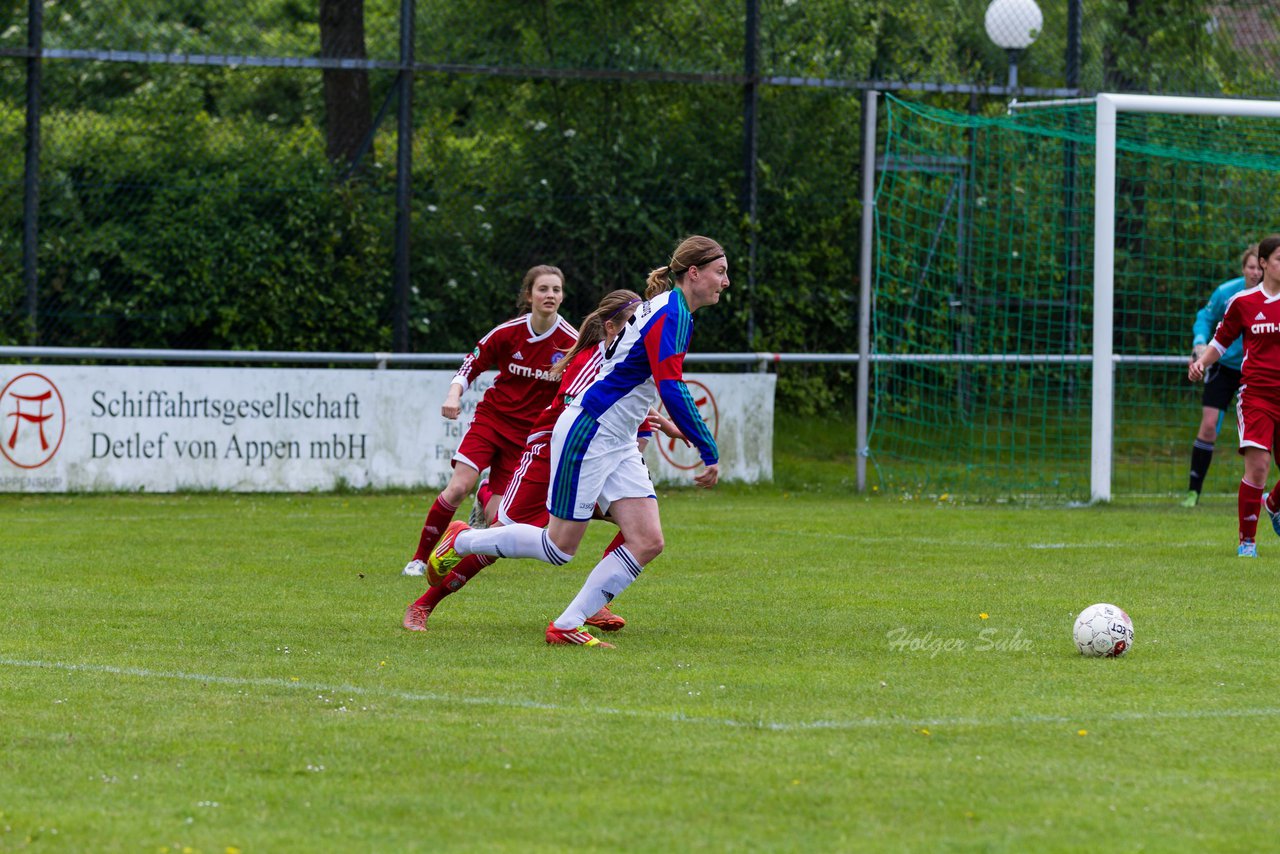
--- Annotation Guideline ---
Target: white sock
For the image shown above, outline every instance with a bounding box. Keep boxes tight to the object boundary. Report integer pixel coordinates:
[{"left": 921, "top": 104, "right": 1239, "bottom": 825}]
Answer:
[
  {"left": 456, "top": 524, "right": 570, "bottom": 565},
  {"left": 553, "top": 546, "right": 644, "bottom": 630}
]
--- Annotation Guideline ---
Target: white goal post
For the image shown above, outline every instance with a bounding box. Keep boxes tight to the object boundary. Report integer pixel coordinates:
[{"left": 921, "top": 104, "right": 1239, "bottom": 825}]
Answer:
[
  {"left": 859, "top": 92, "right": 1280, "bottom": 500},
  {"left": 860, "top": 92, "right": 1280, "bottom": 501},
  {"left": 1089, "top": 94, "right": 1280, "bottom": 502}
]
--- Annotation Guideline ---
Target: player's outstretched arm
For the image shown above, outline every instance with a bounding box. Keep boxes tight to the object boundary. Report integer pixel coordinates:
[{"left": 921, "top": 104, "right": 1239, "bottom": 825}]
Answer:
[
  {"left": 441, "top": 382, "right": 464, "bottom": 420},
  {"left": 645, "top": 409, "right": 690, "bottom": 446}
]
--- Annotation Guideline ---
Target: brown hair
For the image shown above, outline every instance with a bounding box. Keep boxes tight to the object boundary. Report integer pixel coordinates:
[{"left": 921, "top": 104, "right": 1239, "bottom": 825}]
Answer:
[
  {"left": 644, "top": 235, "right": 726, "bottom": 300},
  {"left": 516, "top": 264, "right": 565, "bottom": 314},
  {"left": 549, "top": 289, "right": 642, "bottom": 380},
  {"left": 1258, "top": 236, "right": 1280, "bottom": 265},
  {"left": 1242, "top": 244, "right": 1260, "bottom": 269}
]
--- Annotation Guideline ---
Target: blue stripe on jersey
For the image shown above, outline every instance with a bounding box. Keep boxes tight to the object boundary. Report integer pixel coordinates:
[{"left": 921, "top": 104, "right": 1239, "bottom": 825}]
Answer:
[
  {"left": 578, "top": 323, "right": 657, "bottom": 418},
  {"left": 659, "top": 376, "right": 718, "bottom": 465},
  {"left": 676, "top": 379, "right": 717, "bottom": 458},
  {"left": 580, "top": 292, "right": 685, "bottom": 418},
  {"left": 549, "top": 410, "right": 600, "bottom": 520},
  {"left": 663, "top": 290, "right": 692, "bottom": 361}
]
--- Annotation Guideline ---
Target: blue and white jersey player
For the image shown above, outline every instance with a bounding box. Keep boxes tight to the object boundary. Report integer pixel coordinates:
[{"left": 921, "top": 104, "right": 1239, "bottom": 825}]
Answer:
[
  {"left": 430, "top": 235, "right": 730, "bottom": 648},
  {"left": 549, "top": 284, "right": 719, "bottom": 523}
]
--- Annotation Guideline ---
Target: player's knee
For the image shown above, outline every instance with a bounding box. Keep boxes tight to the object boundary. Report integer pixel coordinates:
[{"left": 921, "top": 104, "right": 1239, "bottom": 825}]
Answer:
[
  {"left": 550, "top": 538, "right": 577, "bottom": 560},
  {"left": 441, "top": 472, "right": 475, "bottom": 504},
  {"left": 629, "top": 534, "right": 664, "bottom": 564}
]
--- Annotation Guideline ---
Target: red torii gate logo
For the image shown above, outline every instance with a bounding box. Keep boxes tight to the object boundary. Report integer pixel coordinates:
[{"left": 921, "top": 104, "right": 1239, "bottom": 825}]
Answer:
[{"left": 1, "top": 372, "right": 66, "bottom": 469}]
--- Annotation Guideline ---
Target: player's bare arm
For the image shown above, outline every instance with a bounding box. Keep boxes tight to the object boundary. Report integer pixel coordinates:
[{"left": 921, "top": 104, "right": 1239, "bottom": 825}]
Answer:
[
  {"left": 441, "top": 382, "right": 464, "bottom": 419},
  {"left": 1189, "top": 346, "right": 1221, "bottom": 383}
]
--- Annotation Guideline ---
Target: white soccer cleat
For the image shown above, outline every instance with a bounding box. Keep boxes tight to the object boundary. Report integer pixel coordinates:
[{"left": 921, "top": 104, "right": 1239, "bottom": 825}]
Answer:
[
  {"left": 468, "top": 498, "right": 489, "bottom": 530},
  {"left": 469, "top": 477, "right": 490, "bottom": 529},
  {"left": 401, "top": 559, "right": 427, "bottom": 577}
]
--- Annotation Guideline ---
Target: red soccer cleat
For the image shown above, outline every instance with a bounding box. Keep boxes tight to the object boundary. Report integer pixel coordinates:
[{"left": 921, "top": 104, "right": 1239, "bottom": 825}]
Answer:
[
  {"left": 545, "top": 622, "right": 613, "bottom": 648},
  {"left": 584, "top": 604, "right": 626, "bottom": 632},
  {"left": 427, "top": 520, "right": 471, "bottom": 585}
]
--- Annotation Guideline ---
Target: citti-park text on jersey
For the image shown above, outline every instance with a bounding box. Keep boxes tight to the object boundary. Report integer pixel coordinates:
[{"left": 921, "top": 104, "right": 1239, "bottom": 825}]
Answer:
[{"left": 505, "top": 363, "right": 558, "bottom": 381}]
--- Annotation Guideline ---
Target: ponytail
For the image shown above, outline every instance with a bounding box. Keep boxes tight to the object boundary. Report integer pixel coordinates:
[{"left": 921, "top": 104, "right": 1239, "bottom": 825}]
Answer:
[
  {"left": 645, "top": 266, "right": 675, "bottom": 299},
  {"left": 550, "top": 289, "right": 642, "bottom": 379}
]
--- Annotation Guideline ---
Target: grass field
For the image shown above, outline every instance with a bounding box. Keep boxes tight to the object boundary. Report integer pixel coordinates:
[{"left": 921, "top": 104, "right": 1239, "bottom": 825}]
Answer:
[{"left": 4, "top": 486, "right": 1280, "bottom": 852}]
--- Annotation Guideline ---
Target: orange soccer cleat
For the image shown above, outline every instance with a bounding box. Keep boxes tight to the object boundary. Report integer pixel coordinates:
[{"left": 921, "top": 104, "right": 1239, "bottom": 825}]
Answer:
[{"left": 583, "top": 604, "right": 626, "bottom": 632}]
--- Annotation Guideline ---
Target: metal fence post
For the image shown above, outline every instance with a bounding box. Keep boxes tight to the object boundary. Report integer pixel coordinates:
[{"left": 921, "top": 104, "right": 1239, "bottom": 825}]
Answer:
[
  {"left": 22, "top": 0, "right": 43, "bottom": 346},
  {"left": 1066, "top": 0, "right": 1082, "bottom": 90},
  {"left": 392, "top": 0, "right": 415, "bottom": 352},
  {"left": 742, "top": 0, "right": 760, "bottom": 348}
]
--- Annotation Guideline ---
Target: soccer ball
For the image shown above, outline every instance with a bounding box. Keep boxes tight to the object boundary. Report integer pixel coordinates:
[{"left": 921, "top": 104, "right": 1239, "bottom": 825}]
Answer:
[{"left": 1072, "top": 603, "right": 1134, "bottom": 657}]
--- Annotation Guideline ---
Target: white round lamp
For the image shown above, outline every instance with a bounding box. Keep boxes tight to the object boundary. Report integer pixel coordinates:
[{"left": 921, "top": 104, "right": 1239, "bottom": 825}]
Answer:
[{"left": 984, "top": 0, "right": 1042, "bottom": 87}]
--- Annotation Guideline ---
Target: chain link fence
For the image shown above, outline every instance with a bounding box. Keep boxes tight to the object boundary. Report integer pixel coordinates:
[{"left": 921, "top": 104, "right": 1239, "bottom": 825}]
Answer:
[{"left": 2, "top": 1, "right": 1278, "bottom": 412}]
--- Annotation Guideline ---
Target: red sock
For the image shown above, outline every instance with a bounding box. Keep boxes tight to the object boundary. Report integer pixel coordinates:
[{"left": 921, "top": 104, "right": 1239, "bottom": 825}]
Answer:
[
  {"left": 412, "top": 496, "right": 458, "bottom": 561},
  {"left": 1239, "top": 478, "right": 1265, "bottom": 542},
  {"left": 602, "top": 531, "right": 625, "bottom": 557},
  {"left": 1267, "top": 487, "right": 1280, "bottom": 516},
  {"left": 455, "top": 552, "right": 494, "bottom": 580},
  {"left": 414, "top": 570, "right": 468, "bottom": 610},
  {"left": 412, "top": 556, "right": 496, "bottom": 611},
  {"left": 477, "top": 481, "right": 495, "bottom": 510}
]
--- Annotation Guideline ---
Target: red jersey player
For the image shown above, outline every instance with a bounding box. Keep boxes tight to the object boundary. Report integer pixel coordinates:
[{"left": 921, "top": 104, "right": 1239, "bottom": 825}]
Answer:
[
  {"left": 401, "top": 265, "right": 578, "bottom": 577},
  {"left": 1190, "top": 234, "right": 1280, "bottom": 557}
]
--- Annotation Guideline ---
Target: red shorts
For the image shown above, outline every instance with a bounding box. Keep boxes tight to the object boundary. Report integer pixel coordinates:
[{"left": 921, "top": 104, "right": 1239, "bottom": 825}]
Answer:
[
  {"left": 497, "top": 442, "right": 551, "bottom": 527},
  {"left": 1235, "top": 390, "right": 1280, "bottom": 455},
  {"left": 452, "top": 417, "right": 525, "bottom": 495}
]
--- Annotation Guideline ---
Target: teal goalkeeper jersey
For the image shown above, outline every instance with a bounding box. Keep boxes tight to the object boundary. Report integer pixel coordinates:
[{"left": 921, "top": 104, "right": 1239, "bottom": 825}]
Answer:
[{"left": 1193, "top": 276, "right": 1246, "bottom": 371}]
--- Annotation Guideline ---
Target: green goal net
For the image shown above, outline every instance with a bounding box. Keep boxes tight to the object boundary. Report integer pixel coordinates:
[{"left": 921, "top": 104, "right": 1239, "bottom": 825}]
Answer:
[{"left": 872, "top": 93, "right": 1280, "bottom": 501}]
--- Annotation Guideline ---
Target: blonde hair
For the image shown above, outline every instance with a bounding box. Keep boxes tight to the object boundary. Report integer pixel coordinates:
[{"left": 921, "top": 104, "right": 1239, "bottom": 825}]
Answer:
[
  {"left": 516, "top": 264, "right": 565, "bottom": 314},
  {"left": 1242, "top": 244, "right": 1260, "bottom": 269},
  {"left": 644, "top": 235, "right": 726, "bottom": 299},
  {"left": 550, "top": 289, "right": 642, "bottom": 380}
]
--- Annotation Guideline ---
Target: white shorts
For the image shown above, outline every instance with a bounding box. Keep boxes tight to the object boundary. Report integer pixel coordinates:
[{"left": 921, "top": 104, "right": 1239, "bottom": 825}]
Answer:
[{"left": 547, "top": 407, "right": 655, "bottom": 522}]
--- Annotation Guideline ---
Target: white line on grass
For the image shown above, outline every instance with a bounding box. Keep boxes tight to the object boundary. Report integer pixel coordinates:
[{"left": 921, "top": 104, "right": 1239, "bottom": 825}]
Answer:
[
  {"left": 805, "top": 532, "right": 1214, "bottom": 550},
  {"left": 4, "top": 656, "right": 1277, "bottom": 733}
]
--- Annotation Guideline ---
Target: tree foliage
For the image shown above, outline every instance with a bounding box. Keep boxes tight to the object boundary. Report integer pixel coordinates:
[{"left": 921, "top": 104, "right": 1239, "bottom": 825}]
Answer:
[{"left": 2, "top": 0, "right": 1276, "bottom": 409}]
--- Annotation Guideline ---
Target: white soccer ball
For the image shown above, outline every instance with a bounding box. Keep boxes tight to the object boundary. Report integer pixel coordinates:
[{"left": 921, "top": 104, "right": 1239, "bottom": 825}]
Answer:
[{"left": 1072, "top": 603, "right": 1134, "bottom": 657}]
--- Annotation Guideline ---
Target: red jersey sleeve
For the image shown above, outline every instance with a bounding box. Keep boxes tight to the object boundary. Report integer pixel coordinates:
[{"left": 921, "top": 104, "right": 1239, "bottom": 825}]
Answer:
[
  {"left": 453, "top": 321, "right": 514, "bottom": 392},
  {"left": 1212, "top": 296, "right": 1246, "bottom": 354}
]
